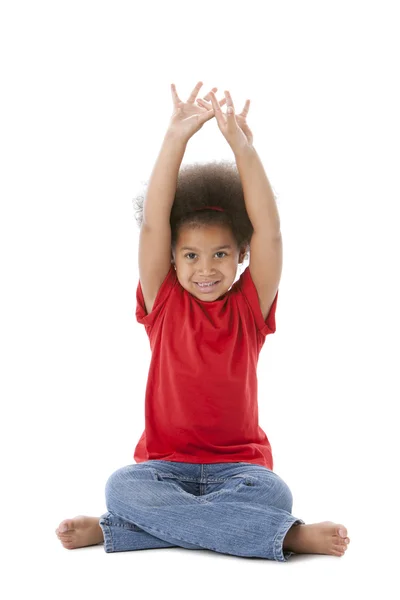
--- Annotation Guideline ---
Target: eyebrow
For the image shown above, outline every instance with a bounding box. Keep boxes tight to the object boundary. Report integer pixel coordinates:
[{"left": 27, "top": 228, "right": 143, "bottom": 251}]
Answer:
[{"left": 180, "top": 245, "right": 233, "bottom": 252}]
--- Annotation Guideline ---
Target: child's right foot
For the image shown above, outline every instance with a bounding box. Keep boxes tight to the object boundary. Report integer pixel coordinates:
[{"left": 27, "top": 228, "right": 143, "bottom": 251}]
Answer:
[{"left": 55, "top": 516, "right": 104, "bottom": 550}]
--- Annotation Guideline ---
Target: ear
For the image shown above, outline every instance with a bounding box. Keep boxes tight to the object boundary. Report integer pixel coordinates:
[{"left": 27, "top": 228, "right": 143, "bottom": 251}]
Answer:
[{"left": 239, "top": 244, "right": 249, "bottom": 263}]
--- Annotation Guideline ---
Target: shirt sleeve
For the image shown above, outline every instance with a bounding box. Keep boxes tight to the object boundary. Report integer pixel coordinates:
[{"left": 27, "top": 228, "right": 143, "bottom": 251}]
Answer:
[
  {"left": 136, "top": 264, "right": 177, "bottom": 328},
  {"left": 238, "top": 266, "right": 278, "bottom": 337}
]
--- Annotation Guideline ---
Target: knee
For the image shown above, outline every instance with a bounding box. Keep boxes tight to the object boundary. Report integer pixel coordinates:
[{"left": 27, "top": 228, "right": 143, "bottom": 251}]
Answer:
[
  {"left": 273, "top": 476, "right": 294, "bottom": 513},
  {"left": 104, "top": 465, "right": 132, "bottom": 503}
]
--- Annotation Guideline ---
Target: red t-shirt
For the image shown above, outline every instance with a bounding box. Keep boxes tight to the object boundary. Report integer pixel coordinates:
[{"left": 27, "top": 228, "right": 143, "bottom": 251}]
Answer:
[{"left": 134, "top": 264, "right": 278, "bottom": 469}]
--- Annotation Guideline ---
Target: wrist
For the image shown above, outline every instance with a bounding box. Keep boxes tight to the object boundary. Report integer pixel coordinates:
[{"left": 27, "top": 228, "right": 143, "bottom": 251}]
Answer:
[
  {"left": 165, "top": 127, "right": 190, "bottom": 146},
  {"left": 232, "top": 141, "right": 255, "bottom": 158}
]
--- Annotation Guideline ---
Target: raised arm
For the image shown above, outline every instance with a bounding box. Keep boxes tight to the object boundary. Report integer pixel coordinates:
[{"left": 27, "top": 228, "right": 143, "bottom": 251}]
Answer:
[
  {"left": 204, "top": 89, "right": 283, "bottom": 322},
  {"left": 138, "top": 81, "right": 227, "bottom": 314},
  {"left": 139, "top": 130, "right": 187, "bottom": 314},
  {"left": 141, "top": 130, "right": 187, "bottom": 229}
]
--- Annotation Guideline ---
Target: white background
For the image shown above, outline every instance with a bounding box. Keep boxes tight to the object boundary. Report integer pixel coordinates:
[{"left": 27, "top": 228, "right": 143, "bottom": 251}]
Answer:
[{"left": 1, "top": 0, "right": 398, "bottom": 597}]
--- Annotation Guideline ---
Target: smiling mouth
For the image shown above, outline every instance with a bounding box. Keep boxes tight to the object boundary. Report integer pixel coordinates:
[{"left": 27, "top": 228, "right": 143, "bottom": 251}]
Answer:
[{"left": 195, "top": 280, "right": 220, "bottom": 289}]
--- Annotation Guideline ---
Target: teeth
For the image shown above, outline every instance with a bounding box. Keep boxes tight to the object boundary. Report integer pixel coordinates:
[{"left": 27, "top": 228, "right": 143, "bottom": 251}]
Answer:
[{"left": 197, "top": 281, "right": 217, "bottom": 287}]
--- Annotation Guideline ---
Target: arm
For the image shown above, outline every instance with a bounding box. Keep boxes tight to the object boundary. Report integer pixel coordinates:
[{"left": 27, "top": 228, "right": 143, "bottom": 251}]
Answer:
[
  {"left": 234, "top": 145, "right": 283, "bottom": 322},
  {"left": 143, "top": 81, "right": 225, "bottom": 228},
  {"left": 138, "top": 82, "right": 225, "bottom": 313},
  {"left": 138, "top": 130, "right": 187, "bottom": 314},
  {"left": 233, "top": 145, "right": 281, "bottom": 237},
  {"left": 142, "top": 130, "right": 188, "bottom": 229},
  {"left": 203, "top": 89, "right": 283, "bottom": 320}
]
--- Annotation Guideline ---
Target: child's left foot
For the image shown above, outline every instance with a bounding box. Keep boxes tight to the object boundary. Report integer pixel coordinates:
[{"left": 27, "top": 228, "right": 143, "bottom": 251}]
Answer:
[{"left": 283, "top": 521, "right": 350, "bottom": 557}]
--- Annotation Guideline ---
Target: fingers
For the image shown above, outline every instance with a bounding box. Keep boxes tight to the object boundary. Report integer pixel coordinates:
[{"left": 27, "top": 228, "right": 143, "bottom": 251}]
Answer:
[
  {"left": 171, "top": 81, "right": 207, "bottom": 107},
  {"left": 208, "top": 91, "right": 227, "bottom": 126},
  {"left": 171, "top": 83, "right": 249, "bottom": 117},
  {"left": 186, "top": 81, "right": 204, "bottom": 104},
  {"left": 197, "top": 98, "right": 226, "bottom": 125},
  {"left": 171, "top": 83, "right": 182, "bottom": 108},
  {"left": 222, "top": 92, "right": 251, "bottom": 117},
  {"left": 197, "top": 94, "right": 227, "bottom": 125},
  {"left": 223, "top": 90, "right": 235, "bottom": 115},
  {"left": 203, "top": 87, "right": 218, "bottom": 102},
  {"left": 197, "top": 96, "right": 227, "bottom": 110},
  {"left": 239, "top": 99, "right": 251, "bottom": 117},
  {"left": 210, "top": 92, "right": 251, "bottom": 124}
]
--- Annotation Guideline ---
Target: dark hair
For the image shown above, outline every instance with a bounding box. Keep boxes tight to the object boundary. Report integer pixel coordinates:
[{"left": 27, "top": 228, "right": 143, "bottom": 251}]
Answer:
[{"left": 133, "top": 160, "right": 258, "bottom": 262}]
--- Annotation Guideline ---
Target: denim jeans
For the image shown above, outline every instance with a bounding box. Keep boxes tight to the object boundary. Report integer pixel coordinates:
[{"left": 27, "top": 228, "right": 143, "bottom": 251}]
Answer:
[{"left": 99, "top": 460, "right": 304, "bottom": 561}]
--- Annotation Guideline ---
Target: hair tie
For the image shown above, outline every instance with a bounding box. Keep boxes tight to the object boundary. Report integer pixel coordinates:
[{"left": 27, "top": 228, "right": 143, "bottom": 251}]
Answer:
[{"left": 194, "top": 206, "right": 225, "bottom": 212}]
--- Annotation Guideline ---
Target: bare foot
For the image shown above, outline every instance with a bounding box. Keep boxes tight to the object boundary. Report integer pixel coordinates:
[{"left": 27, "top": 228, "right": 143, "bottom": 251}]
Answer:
[
  {"left": 283, "top": 521, "right": 350, "bottom": 557},
  {"left": 55, "top": 515, "right": 104, "bottom": 550}
]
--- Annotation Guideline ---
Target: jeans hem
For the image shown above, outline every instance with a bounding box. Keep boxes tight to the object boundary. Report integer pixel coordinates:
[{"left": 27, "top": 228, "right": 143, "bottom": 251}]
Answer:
[
  {"left": 99, "top": 517, "right": 114, "bottom": 553},
  {"left": 273, "top": 517, "right": 305, "bottom": 561}
]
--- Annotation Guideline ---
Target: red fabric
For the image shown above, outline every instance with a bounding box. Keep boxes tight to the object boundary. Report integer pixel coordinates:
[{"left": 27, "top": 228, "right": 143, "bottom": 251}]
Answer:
[{"left": 134, "top": 264, "right": 278, "bottom": 469}]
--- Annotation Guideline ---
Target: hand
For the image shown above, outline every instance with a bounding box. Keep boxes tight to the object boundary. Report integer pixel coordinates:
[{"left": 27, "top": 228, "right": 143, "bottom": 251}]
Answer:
[
  {"left": 168, "top": 81, "right": 227, "bottom": 143},
  {"left": 197, "top": 90, "right": 253, "bottom": 153}
]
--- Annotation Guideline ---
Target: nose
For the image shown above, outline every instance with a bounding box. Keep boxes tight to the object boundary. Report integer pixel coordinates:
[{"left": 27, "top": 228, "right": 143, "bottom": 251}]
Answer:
[
  {"left": 197, "top": 265, "right": 217, "bottom": 277},
  {"left": 196, "top": 258, "right": 218, "bottom": 274}
]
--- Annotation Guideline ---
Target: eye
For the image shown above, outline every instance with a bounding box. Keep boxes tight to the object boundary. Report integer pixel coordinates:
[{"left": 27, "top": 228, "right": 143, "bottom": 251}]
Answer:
[{"left": 184, "top": 252, "right": 227, "bottom": 260}]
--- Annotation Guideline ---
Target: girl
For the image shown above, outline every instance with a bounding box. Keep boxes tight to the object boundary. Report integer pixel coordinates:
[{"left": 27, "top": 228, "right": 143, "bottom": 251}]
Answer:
[{"left": 55, "top": 81, "right": 350, "bottom": 561}]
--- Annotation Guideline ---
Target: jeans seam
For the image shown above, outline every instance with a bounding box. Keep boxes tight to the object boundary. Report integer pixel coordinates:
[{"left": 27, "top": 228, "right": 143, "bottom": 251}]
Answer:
[
  {"left": 273, "top": 517, "right": 305, "bottom": 561},
  {"left": 197, "top": 479, "right": 245, "bottom": 502},
  {"left": 99, "top": 518, "right": 114, "bottom": 553},
  {"left": 159, "top": 474, "right": 241, "bottom": 484},
  {"left": 111, "top": 511, "right": 215, "bottom": 552}
]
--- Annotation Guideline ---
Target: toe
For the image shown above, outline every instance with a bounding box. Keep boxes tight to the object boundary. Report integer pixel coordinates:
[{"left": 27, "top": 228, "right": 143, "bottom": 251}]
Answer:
[
  {"left": 337, "top": 525, "right": 348, "bottom": 539},
  {"left": 333, "top": 542, "right": 345, "bottom": 550},
  {"left": 64, "top": 542, "right": 75, "bottom": 550},
  {"left": 59, "top": 519, "right": 71, "bottom": 533},
  {"left": 333, "top": 543, "right": 346, "bottom": 555}
]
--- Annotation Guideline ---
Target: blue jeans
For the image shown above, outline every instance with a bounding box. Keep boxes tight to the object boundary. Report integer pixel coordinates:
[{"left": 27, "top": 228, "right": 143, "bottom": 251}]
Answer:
[{"left": 99, "top": 460, "right": 304, "bottom": 561}]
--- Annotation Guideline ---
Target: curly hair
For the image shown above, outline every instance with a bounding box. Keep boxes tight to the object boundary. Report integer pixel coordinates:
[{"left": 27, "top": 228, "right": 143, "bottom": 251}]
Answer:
[{"left": 132, "top": 160, "right": 255, "bottom": 262}]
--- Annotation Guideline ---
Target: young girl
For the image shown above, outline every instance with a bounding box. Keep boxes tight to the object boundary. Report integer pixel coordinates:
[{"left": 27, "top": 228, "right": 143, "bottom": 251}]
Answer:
[{"left": 55, "top": 81, "right": 350, "bottom": 561}]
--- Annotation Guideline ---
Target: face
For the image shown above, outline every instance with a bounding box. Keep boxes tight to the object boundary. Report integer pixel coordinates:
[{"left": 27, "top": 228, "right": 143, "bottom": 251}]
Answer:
[{"left": 171, "top": 224, "right": 247, "bottom": 301}]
